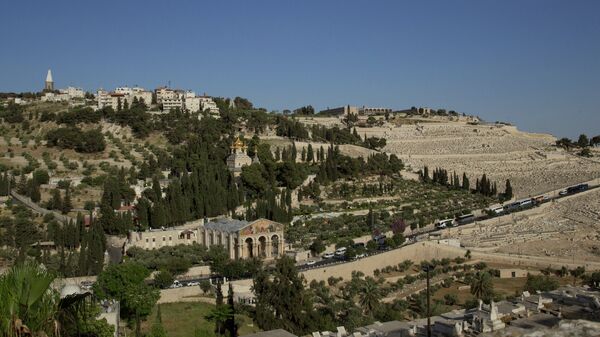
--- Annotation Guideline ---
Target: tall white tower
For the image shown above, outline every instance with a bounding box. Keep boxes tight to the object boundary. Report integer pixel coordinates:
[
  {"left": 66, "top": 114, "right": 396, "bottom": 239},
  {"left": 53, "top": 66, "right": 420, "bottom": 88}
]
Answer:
[{"left": 44, "top": 69, "right": 54, "bottom": 91}]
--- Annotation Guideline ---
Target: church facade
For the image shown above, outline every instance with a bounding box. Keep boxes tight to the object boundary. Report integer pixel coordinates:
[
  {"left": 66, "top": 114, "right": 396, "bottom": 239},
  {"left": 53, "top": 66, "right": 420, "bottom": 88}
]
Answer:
[{"left": 126, "top": 218, "right": 285, "bottom": 260}]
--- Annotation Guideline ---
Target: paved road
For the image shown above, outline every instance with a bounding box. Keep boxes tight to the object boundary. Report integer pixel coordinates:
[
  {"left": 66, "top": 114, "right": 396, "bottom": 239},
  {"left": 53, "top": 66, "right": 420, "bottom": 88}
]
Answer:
[
  {"left": 10, "top": 190, "right": 75, "bottom": 224},
  {"left": 295, "top": 182, "right": 599, "bottom": 270}
]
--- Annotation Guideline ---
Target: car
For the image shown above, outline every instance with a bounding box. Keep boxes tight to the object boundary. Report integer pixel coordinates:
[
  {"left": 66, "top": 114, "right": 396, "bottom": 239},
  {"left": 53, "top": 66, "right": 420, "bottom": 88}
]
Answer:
[
  {"left": 559, "top": 190, "right": 568, "bottom": 196},
  {"left": 186, "top": 281, "right": 200, "bottom": 287},
  {"left": 323, "top": 252, "right": 335, "bottom": 259},
  {"left": 335, "top": 247, "right": 347, "bottom": 257},
  {"left": 170, "top": 280, "right": 183, "bottom": 288},
  {"left": 305, "top": 260, "right": 316, "bottom": 266},
  {"left": 355, "top": 253, "right": 367, "bottom": 259}
]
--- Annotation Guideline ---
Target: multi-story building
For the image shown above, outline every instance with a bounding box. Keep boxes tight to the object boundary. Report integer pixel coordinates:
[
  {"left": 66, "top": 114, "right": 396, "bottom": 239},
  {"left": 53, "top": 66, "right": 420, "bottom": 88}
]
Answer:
[
  {"left": 162, "top": 97, "right": 184, "bottom": 111},
  {"left": 97, "top": 91, "right": 126, "bottom": 110},
  {"left": 60, "top": 86, "right": 85, "bottom": 99},
  {"left": 319, "top": 105, "right": 359, "bottom": 116},
  {"left": 97, "top": 87, "right": 152, "bottom": 110},
  {"left": 184, "top": 96, "right": 202, "bottom": 113},
  {"left": 130, "top": 87, "right": 153, "bottom": 106},
  {"left": 200, "top": 96, "right": 220, "bottom": 116},
  {"left": 155, "top": 87, "right": 179, "bottom": 103}
]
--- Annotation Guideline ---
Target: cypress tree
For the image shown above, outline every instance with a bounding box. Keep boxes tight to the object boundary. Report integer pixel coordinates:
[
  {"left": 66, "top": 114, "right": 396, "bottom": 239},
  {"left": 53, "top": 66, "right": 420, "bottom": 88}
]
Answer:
[
  {"left": 0, "top": 173, "right": 8, "bottom": 196},
  {"left": 504, "top": 179, "right": 513, "bottom": 200},
  {"left": 78, "top": 229, "right": 88, "bottom": 275},
  {"left": 367, "top": 208, "right": 375, "bottom": 230},
  {"left": 151, "top": 203, "right": 167, "bottom": 229},
  {"left": 87, "top": 219, "right": 106, "bottom": 275},
  {"left": 291, "top": 143, "right": 297, "bottom": 161},
  {"left": 226, "top": 282, "right": 237, "bottom": 337},
  {"left": 62, "top": 187, "right": 72, "bottom": 214},
  {"left": 306, "top": 144, "right": 314, "bottom": 162},
  {"left": 28, "top": 181, "right": 41, "bottom": 202},
  {"left": 152, "top": 177, "right": 162, "bottom": 202},
  {"left": 275, "top": 147, "right": 281, "bottom": 161},
  {"left": 51, "top": 189, "right": 63, "bottom": 211},
  {"left": 462, "top": 173, "right": 470, "bottom": 190},
  {"left": 137, "top": 198, "right": 151, "bottom": 230}
]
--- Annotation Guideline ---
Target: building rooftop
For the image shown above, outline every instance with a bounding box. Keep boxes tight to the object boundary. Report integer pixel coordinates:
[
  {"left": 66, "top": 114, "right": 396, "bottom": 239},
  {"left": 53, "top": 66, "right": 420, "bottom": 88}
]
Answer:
[{"left": 204, "top": 218, "right": 249, "bottom": 233}]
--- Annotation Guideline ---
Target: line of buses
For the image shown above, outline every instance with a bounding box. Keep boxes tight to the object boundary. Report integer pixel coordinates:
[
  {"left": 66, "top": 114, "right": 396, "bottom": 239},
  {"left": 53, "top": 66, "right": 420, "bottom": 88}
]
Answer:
[{"left": 434, "top": 183, "right": 590, "bottom": 229}]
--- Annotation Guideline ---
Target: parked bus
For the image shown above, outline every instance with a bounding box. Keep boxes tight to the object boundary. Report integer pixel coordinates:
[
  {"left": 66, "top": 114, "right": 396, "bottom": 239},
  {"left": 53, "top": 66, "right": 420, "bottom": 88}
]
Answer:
[
  {"left": 532, "top": 195, "right": 546, "bottom": 204},
  {"left": 488, "top": 206, "right": 504, "bottom": 215},
  {"left": 435, "top": 219, "right": 455, "bottom": 229},
  {"left": 456, "top": 214, "right": 476, "bottom": 225},
  {"left": 566, "top": 183, "right": 589, "bottom": 194}
]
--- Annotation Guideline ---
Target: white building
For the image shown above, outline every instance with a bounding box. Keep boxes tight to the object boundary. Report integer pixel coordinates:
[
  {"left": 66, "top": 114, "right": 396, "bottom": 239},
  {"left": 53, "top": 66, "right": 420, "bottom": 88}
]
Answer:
[
  {"left": 200, "top": 96, "right": 220, "bottom": 116},
  {"left": 41, "top": 92, "right": 69, "bottom": 102},
  {"left": 162, "top": 97, "right": 184, "bottom": 111},
  {"left": 97, "top": 91, "right": 126, "bottom": 110},
  {"left": 97, "top": 87, "right": 153, "bottom": 110},
  {"left": 185, "top": 96, "right": 202, "bottom": 113},
  {"left": 155, "top": 87, "right": 179, "bottom": 103},
  {"left": 60, "top": 87, "right": 85, "bottom": 99}
]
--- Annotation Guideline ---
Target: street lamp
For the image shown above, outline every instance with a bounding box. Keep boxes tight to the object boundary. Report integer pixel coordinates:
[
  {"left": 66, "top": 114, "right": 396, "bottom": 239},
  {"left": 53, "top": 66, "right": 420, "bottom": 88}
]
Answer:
[{"left": 422, "top": 263, "right": 434, "bottom": 337}]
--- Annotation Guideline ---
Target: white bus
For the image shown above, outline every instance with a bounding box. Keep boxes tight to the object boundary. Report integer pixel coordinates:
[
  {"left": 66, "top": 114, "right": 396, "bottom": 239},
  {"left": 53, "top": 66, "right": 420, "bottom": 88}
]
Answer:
[{"left": 435, "top": 219, "right": 455, "bottom": 229}]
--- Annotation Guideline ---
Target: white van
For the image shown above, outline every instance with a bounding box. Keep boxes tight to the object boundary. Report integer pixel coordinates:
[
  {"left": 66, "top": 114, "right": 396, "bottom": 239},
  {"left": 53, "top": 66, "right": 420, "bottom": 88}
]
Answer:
[{"left": 335, "top": 247, "right": 347, "bottom": 256}]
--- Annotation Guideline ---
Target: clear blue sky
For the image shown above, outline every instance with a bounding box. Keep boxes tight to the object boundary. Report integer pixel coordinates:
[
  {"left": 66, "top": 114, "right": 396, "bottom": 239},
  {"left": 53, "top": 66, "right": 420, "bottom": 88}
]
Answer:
[{"left": 1, "top": 0, "right": 599, "bottom": 138}]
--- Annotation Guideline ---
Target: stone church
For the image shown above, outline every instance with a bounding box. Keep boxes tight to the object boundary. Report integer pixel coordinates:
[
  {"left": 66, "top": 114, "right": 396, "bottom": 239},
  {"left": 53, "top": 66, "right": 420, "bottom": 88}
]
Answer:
[
  {"left": 226, "top": 137, "right": 259, "bottom": 176},
  {"left": 126, "top": 218, "right": 285, "bottom": 260}
]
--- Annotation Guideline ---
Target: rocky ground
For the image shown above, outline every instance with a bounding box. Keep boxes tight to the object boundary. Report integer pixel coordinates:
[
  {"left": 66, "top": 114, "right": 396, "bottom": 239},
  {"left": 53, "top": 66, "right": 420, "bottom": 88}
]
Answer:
[{"left": 357, "top": 122, "right": 600, "bottom": 198}]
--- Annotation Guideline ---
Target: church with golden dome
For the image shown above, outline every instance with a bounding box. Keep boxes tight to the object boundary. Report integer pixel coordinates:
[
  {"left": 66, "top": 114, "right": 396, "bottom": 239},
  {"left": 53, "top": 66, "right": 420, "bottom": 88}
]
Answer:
[{"left": 226, "top": 137, "right": 257, "bottom": 175}]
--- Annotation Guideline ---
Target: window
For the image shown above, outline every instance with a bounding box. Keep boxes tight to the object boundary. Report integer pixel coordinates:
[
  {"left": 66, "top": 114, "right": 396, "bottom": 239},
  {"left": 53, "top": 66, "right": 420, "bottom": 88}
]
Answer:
[{"left": 511, "top": 271, "right": 516, "bottom": 278}]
